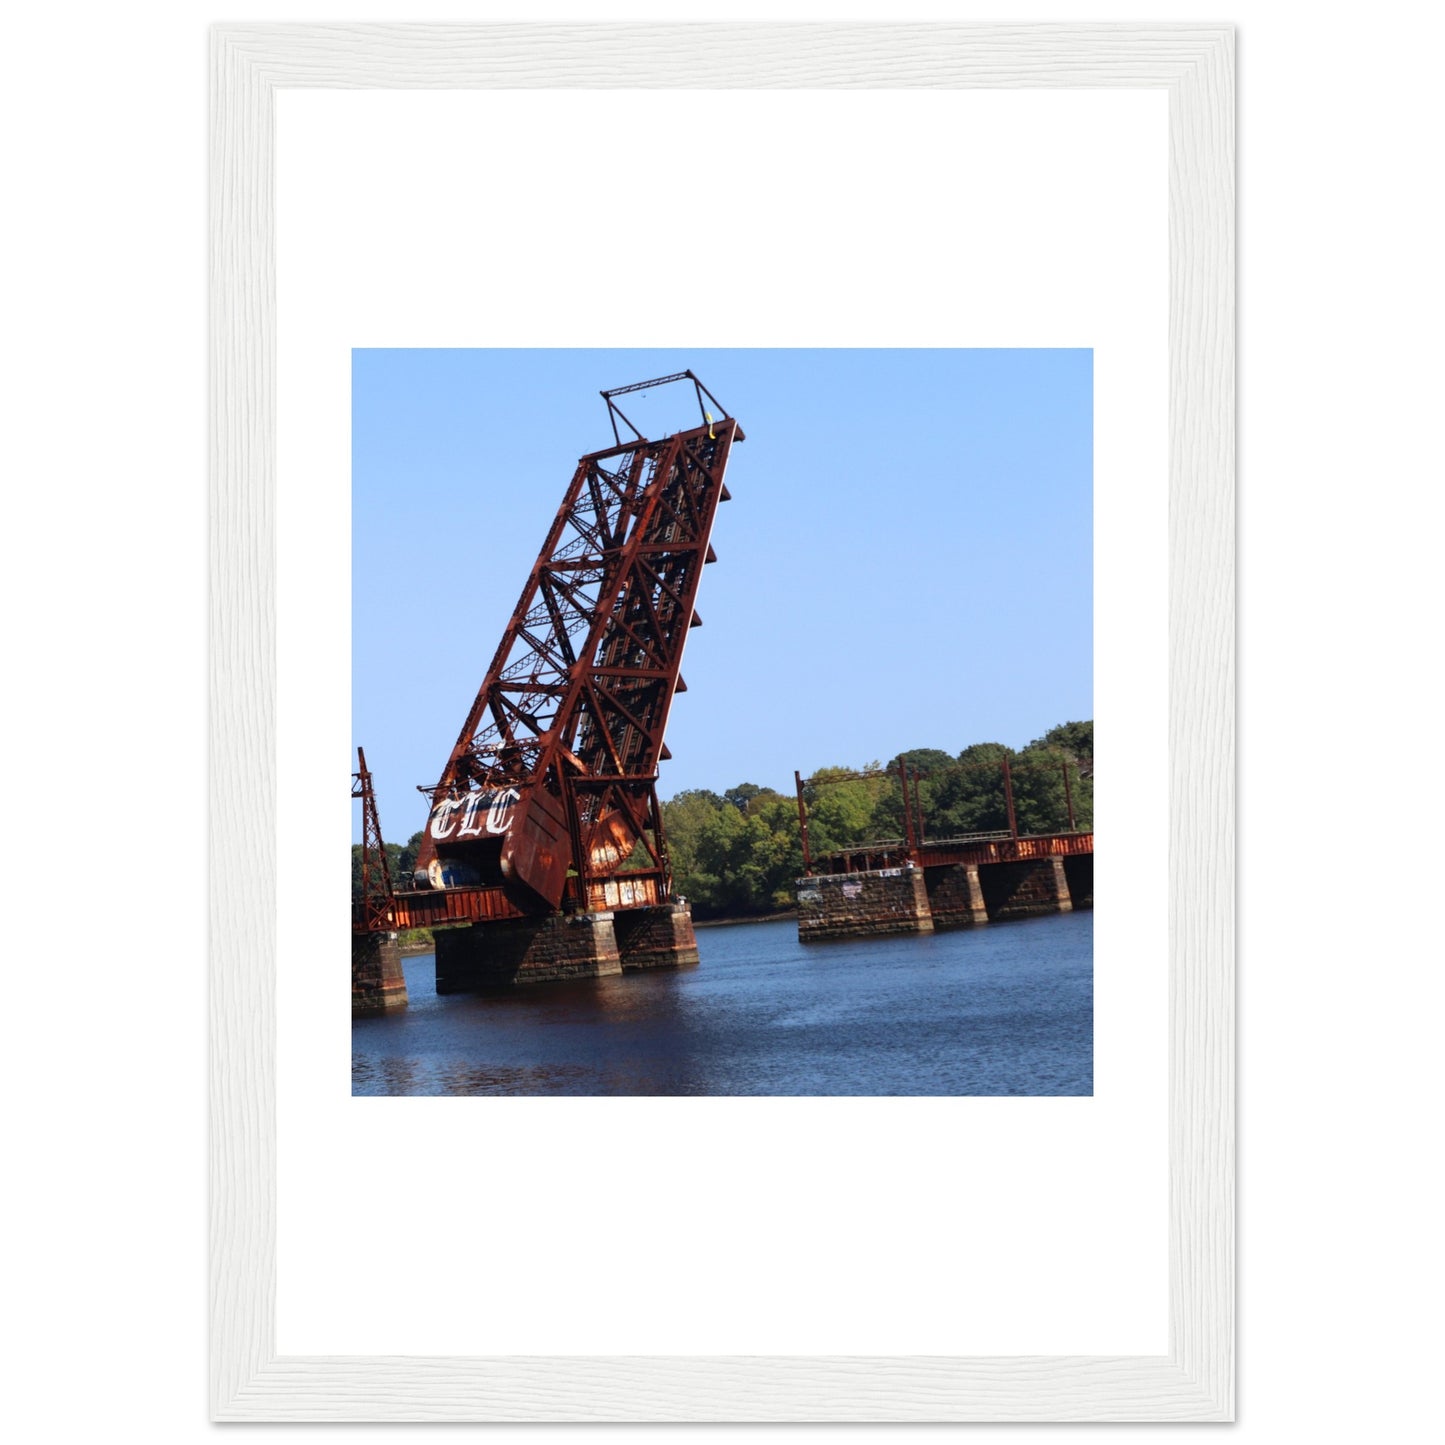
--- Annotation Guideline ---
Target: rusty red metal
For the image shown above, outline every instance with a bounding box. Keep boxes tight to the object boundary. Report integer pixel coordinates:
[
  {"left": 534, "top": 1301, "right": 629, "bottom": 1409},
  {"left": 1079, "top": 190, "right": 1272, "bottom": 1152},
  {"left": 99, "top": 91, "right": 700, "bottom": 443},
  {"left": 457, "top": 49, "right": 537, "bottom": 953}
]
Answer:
[
  {"left": 813, "top": 830, "right": 1093, "bottom": 878},
  {"left": 913, "top": 831, "right": 1094, "bottom": 870},
  {"left": 1002, "top": 755, "right": 1019, "bottom": 840},
  {"left": 909, "top": 767, "right": 926, "bottom": 847},
  {"left": 898, "top": 759, "right": 918, "bottom": 854},
  {"left": 794, "top": 770, "right": 813, "bottom": 876},
  {"left": 351, "top": 746, "right": 396, "bottom": 934},
  {"left": 406, "top": 373, "right": 741, "bottom": 917},
  {"left": 389, "top": 882, "right": 529, "bottom": 930}
]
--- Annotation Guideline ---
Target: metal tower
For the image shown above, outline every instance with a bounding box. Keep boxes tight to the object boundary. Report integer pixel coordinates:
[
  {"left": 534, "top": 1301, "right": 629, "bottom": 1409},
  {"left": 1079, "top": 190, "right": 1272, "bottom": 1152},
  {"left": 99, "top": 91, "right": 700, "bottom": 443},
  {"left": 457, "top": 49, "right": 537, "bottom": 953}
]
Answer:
[{"left": 351, "top": 746, "right": 396, "bottom": 933}]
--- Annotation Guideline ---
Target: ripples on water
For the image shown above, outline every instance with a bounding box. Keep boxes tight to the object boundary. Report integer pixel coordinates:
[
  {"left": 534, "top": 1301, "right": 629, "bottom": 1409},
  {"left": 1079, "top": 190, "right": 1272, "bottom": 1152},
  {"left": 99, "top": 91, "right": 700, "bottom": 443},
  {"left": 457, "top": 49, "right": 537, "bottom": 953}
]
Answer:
[{"left": 352, "top": 913, "right": 1092, "bottom": 1097}]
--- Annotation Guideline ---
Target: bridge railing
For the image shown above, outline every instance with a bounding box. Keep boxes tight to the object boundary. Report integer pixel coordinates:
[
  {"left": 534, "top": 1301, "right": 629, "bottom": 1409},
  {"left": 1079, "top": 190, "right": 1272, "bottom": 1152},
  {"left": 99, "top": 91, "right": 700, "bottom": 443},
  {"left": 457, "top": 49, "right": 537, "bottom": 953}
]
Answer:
[
  {"left": 919, "top": 832, "right": 1095, "bottom": 868},
  {"left": 812, "top": 829, "right": 1094, "bottom": 875}
]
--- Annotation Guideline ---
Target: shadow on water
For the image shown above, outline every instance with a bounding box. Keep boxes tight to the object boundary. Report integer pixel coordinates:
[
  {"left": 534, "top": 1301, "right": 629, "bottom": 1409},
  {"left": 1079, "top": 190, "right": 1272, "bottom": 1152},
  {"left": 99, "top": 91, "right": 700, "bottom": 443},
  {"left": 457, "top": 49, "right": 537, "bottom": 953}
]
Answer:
[{"left": 351, "top": 912, "right": 1092, "bottom": 1098}]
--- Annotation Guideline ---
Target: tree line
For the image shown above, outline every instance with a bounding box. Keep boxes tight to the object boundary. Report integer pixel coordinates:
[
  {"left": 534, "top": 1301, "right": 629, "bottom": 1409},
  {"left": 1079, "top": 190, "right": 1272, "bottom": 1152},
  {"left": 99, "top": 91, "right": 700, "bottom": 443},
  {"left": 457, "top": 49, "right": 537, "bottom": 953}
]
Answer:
[{"left": 353, "top": 720, "right": 1092, "bottom": 923}]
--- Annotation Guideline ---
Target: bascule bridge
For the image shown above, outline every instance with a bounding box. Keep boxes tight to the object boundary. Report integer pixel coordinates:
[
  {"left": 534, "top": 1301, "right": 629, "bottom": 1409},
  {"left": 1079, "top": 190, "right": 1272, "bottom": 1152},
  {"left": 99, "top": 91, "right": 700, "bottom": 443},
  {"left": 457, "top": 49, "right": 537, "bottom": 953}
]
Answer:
[{"left": 352, "top": 373, "right": 741, "bottom": 1010}]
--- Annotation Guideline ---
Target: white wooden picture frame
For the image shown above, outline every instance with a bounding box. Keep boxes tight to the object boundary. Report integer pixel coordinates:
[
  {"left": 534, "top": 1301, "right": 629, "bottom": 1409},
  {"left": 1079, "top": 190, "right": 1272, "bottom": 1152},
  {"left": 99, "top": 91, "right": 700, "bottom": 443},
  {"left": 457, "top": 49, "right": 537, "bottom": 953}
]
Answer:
[{"left": 210, "top": 22, "right": 1233, "bottom": 1421}]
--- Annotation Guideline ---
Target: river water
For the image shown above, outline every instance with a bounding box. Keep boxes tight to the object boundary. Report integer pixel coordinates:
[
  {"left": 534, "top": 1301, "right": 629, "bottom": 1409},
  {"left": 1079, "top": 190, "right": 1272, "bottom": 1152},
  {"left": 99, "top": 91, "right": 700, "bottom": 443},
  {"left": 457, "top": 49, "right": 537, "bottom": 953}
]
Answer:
[{"left": 352, "top": 912, "right": 1092, "bottom": 1097}]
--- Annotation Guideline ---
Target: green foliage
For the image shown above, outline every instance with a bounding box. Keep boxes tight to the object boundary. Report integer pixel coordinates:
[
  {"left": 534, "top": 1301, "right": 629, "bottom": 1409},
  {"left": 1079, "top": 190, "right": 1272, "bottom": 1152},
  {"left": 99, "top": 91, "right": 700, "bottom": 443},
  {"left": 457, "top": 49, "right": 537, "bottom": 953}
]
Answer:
[
  {"left": 1013, "top": 746, "right": 1092, "bottom": 833},
  {"left": 351, "top": 830, "right": 425, "bottom": 906},
  {"left": 1030, "top": 719, "right": 1093, "bottom": 761},
  {"left": 904, "top": 738, "right": 1094, "bottom": 838},
  {"left": 396, "top": 831, "right": 424, "bottom": 885},
  {"left": 892, "top": 747, "right": 957, "bottom": 774},
  {"left": 802, "top": 765, "right": 887, "bottom": 856},
  {"left": 723, "top": 782, "right": 771, "bottom": 813},
  {"left": 926, "top": 743, "right": 1015, "bottom": 837},
  {"left": 662, "top": 787, "right": 804, "bottom": 917},
  {"left": 351, "top": 839, "right": 403, "bottom": 904}
]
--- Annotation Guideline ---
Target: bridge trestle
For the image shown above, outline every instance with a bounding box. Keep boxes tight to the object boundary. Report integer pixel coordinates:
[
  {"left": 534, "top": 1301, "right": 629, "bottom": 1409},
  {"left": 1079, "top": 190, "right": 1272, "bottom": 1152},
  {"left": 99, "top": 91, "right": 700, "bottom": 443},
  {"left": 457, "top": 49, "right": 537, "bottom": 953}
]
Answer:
[{"left": 795, "top": 834, "right": 1092, "bottom": 942}]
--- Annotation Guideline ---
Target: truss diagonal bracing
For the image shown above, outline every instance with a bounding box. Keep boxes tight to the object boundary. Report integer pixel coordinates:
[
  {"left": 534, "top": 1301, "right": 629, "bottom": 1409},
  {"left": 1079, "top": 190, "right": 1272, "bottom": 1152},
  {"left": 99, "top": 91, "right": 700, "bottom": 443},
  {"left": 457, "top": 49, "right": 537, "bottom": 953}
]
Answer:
[
  {"left": 413, "top": 375, "right": 742, "bottom": 914},
  {"left": 352, "top": 747, "right": 396, "bottom": 933}
]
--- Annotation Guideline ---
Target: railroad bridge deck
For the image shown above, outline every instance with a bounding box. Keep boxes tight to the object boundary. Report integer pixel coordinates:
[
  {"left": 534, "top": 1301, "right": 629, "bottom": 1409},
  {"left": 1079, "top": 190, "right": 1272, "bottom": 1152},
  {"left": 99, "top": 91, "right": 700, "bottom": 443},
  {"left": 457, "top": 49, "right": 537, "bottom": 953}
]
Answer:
[
  {"left": 799, "top": 831, "right": 1093, "bottom": 943},
  {"left": 816, "top": 829, "right": 1094, "bottom": 875}
]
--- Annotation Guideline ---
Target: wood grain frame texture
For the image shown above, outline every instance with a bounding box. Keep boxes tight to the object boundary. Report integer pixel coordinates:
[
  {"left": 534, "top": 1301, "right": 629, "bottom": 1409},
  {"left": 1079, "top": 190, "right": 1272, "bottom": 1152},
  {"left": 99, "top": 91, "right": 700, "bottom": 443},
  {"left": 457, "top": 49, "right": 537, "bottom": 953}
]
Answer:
[{"left": 209, "top": 22, "right": 1234, "bottom": 1422}]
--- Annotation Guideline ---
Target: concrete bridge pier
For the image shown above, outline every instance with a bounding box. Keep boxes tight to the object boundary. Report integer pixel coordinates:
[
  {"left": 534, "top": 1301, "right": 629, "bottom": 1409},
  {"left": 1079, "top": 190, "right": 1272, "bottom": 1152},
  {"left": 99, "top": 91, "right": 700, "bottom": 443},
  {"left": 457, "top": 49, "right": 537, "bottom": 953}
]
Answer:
[
  {"left": 924, "top": 863, "right": 990, "bottom": 928},
  {"left": 435, "top": 911, "right": 622, "bottom": 992},
  {"left": 979, "top": 856, "right": 1074, "bottom": 921},
  {"left": 352, "top": 932, "right": 408, "bottom": 1015}
]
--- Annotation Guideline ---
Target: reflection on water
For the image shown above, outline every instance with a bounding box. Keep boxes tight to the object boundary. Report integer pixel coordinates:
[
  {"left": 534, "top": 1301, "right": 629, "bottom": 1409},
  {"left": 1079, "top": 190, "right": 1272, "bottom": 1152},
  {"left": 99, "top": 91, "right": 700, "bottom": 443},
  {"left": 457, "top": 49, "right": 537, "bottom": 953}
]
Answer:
[{"left": 352, "top": 913, "right": 1093, "bottom": 1097}]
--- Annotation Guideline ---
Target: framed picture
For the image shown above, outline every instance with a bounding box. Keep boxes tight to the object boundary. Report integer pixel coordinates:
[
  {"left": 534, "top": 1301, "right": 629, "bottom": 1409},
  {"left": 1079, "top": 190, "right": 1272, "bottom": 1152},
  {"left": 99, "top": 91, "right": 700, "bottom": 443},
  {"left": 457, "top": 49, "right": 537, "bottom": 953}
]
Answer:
[
  {"left": 349, "top": 345, "right": 1098, "bottom": 1096},
  {"left": 212, "top": 22, "right": 1233, "bottom": 1420}
]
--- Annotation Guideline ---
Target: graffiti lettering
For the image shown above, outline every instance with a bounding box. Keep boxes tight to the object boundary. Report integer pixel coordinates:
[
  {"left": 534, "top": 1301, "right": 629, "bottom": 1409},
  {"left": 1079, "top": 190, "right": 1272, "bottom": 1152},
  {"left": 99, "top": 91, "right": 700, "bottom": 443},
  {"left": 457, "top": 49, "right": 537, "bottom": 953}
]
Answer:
[
  {"left": 487, "top": 788, "right": 521, "bottom": 834},
  {"left": 428, "top": 796, "right": 463, "bottom": 840},
  {"left": 456, "top": 791, "right": 488, "bottom": 838},
  {"left": 430, "top": 787, "right": 522, "bottom": 841}
]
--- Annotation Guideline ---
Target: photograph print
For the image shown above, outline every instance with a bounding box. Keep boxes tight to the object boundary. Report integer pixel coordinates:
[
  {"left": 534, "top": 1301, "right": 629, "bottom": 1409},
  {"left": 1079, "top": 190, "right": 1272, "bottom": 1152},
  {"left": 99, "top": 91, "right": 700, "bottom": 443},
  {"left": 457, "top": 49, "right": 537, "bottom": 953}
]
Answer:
[{"left": 351, "top": 348, "right": 1093, "bottom": 1097}]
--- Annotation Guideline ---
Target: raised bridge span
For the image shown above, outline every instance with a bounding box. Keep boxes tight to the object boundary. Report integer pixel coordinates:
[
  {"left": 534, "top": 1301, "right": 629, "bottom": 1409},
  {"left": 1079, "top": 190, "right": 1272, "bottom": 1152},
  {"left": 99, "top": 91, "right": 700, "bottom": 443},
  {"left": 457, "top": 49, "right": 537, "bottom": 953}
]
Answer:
[{"left": 352, "top": 373, "right": 741, "bottom": 1010}]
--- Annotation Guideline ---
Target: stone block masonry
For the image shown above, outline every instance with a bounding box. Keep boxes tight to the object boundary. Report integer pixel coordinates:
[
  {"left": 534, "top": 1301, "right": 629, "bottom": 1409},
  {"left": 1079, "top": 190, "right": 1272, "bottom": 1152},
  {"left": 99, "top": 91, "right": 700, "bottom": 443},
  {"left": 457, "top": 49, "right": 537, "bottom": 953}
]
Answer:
[
  {"left": 924, "top": 863, "right": 990, "bottom": 928},
  {"left": 435, "top": 911, "right": 622, "bottom": 992},
  {"left": 798, "top": 855, "right": 1083, "bottom": 940},
  {"left": 352, "top": 932, "right": 408, "bottom": 1015},
  {"left": 612, "top": 902, "right": 700, "bottom": 969},
  {"left": 796, "top": 866, "right": 934, "bottom": 943},
  {"left": 977, "top": 856, "right": 1074, "bottom": 921}
]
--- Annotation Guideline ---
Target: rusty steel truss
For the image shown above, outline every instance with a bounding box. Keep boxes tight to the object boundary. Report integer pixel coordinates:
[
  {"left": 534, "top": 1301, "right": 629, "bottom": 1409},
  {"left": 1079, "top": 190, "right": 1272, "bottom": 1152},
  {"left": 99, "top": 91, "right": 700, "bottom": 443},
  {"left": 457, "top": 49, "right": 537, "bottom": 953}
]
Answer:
[
  {"left": 351, "top": 747, "right": 396, "bottom": 934},
  {"left": 397, "top": 371, "right": 742, "bottom": 919}
]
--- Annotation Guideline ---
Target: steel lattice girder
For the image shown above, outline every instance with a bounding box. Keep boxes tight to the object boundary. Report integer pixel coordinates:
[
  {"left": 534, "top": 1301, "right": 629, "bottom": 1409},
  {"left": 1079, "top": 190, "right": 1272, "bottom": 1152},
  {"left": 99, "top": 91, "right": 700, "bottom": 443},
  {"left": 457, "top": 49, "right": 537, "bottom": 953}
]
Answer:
[
  {"left": 351, "top": 747, "right": 396, "bottom": 933},
  {"left": 415, "top": 398, "right": 741, "bottom": 911}
]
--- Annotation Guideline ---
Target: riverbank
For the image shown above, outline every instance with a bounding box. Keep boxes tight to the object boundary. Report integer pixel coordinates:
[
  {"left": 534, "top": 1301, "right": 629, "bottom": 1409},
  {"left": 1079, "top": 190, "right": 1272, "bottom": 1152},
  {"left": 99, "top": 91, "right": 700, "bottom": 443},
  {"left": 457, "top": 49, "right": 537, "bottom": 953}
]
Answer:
[{"left": 692, "top": 909, "right": 796, "bottom": 929}]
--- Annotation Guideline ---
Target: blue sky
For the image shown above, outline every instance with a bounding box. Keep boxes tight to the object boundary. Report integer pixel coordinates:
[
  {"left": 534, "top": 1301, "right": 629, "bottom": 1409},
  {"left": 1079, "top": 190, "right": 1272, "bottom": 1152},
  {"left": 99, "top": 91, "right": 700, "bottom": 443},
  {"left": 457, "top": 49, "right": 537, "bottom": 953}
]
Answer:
[{"left": 353, "top": 349, "right": 1091, "bottom": 843}]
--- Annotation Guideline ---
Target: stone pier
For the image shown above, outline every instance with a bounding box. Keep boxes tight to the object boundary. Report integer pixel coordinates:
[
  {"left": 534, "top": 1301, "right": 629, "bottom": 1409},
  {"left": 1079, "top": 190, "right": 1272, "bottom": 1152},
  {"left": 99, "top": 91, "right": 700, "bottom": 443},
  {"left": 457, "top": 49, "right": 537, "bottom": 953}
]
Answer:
[
  {"left": 924, "top": 863, "right": 990, "bottom": 928},
  {"left": 977, "top": 856, "right": 1074, "bottom": 921},
  {"left": 434, "top": 911, "right": 621, "bottom": 993},
  {"left": 352, "top": 932, "right": 408, "bottom": 1015},
  {"left": 796, "top": 866, "right": 934, "bottom": 943},
  {"left": 797, "top": 851, "right": 1087, "bottom": 941},
  {"left": 612, "top": 901, "right": 700, "bottom": 969}
]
